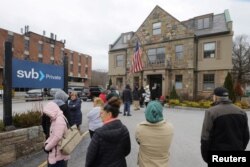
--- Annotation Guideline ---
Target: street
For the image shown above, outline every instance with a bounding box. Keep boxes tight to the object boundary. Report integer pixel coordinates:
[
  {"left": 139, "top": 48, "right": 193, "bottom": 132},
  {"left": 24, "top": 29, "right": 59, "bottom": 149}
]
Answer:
[{"left": 2, "top": 100, "right": 250, "bottom": 167}]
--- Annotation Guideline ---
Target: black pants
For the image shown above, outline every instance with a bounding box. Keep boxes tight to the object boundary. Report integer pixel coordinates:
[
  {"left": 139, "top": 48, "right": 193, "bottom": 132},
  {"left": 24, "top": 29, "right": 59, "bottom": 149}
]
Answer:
[{"left": 48, "top": 160, "right": 67, "bottom": 167}]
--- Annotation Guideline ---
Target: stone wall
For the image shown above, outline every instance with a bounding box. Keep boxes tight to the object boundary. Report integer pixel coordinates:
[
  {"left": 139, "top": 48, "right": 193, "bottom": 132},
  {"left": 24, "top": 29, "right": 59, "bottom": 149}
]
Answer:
[{"left": 0, "top": 126, "right": 44, "bottom": 166}]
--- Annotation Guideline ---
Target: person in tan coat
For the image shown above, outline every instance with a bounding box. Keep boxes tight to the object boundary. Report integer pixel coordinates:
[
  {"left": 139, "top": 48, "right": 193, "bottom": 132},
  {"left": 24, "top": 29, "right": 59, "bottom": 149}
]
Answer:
[{"left": 135, "top": 101, "right": 174, "bottom": 167}]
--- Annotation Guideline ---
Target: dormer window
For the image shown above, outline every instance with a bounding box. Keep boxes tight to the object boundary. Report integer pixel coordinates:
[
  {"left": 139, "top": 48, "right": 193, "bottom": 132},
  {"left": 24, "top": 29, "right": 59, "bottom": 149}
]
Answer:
[
  {"left": 197, "top": 17, "right": 210, "bottom": 29},
  {"left": 123, "top": 34, "right": 131, "bottom": 43},
  {"left": 153, "top": 22, "right": 161, "bottom": 35}
]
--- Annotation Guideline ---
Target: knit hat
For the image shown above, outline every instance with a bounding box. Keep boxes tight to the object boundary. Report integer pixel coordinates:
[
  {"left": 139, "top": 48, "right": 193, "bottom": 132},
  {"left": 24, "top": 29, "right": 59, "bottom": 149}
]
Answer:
[
  {"left": 213, "top": 87, "right": 229, "bottom": 97},
  {"left": 145, "top": 101, "right": 163, "bottom": 123}
]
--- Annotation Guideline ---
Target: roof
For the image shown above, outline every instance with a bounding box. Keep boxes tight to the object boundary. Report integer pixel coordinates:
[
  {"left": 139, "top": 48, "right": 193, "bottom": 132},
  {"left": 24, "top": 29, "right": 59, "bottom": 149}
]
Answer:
[
  {"left": 109, "top": 32, "right": 134, "bottom": 51},
  {"left": 109, "top": 6, "right": 232, "bottom": 51}
]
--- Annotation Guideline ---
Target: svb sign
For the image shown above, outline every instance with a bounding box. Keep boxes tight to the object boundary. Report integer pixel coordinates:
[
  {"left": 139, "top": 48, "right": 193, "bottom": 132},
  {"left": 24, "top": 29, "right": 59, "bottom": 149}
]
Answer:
[{"left": 12, "top": 58, "right": 64, "bottom": 88}]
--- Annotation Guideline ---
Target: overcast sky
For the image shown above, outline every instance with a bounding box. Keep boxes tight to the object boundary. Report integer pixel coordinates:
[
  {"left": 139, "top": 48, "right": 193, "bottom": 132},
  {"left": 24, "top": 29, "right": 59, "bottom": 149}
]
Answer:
[{"left": 0, "top": 0, "right": 249, "bottom": 70}]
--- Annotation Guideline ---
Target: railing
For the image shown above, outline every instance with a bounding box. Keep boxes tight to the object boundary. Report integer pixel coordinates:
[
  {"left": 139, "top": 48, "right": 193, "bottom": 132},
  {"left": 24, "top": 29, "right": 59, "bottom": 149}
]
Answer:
[{"left": 143, "top": 59, "right": 172, "bottom": 70}]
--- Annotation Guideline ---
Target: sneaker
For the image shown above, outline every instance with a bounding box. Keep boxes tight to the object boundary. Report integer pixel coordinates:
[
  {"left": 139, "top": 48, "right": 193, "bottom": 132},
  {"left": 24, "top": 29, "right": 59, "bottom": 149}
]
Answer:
[
  {"left": 127, "top": 114, "right": 132, "bottom": 116},
  {"left": 123, "top": 113, "right": 126, "bottom": 116}
]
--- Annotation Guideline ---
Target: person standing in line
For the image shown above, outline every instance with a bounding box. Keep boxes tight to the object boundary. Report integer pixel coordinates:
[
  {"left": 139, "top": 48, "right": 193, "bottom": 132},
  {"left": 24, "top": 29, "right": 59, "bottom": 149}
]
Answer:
[
  {"left": 122, "top": 84, "right": 132, "bottom": 116},
  {"left": 143, "top": 85, "right": 151, "bottom": 107},
  {"left": 139, "top": 86, "right": 145, "bottom": 108},
  {"left": 135, "top": 101, "right": 174, "bottom": 167},
  {"left": 42, "top": 101, "right": 70, "bottom": 167},
  {"left": 99, "top": 90, "right": 107, "bottom": 103},
  {"left": 85, "top": 97, "right": 131, "bottom": 167},
  {"left": 42, "top": 89, "right": 70, "bottom": 139},
  {"left": 133, "top": 85, "right": 140, "bottom": 111},
  {"left": 68, "top": 91, "right": 82, "bottom": 130},
  {"left": 106, "top": 85, "right": 119, "bottom": 101},
  {"left": 200, "top": 87, "right": 250, "bottom": 163},
  {"left": 87, "top": 97, "right": 104, "bottom": 138}
]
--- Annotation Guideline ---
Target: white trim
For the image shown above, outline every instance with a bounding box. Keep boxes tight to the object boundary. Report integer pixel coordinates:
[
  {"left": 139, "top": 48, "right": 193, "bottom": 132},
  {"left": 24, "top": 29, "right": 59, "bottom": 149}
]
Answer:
[
  {"left": 24, "top": 36, "right": 29, "bottom": 40},
  {"left": 50, "top": 44, "right": 54, "bottom": 48},
  {"left": 38, "top": 53, "right": 43, "bottom": 58},
  {"left": 50, "top": 56, "right": 54, "bottom": 60},
  {"left": 38, "top": 41, "right": 43, "bottom": 44}
]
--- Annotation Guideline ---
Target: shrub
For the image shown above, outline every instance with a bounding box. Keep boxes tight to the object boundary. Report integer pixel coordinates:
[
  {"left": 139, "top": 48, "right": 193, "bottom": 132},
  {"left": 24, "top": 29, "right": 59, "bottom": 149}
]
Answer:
[
  {"left": 199, "top": 100, "right": 213, "bottom": 108},
  {"left": 0, "top": 120, "right": 4, "bottom": 132},
  {"left": 13, "top": 111, "right": 42, "bottom": 128},
  {"left": 170, "top": 86, "right": 179, "bottom": 99},
  {"left": 169, "top": 99, "right": 180, "bottom": 105}
]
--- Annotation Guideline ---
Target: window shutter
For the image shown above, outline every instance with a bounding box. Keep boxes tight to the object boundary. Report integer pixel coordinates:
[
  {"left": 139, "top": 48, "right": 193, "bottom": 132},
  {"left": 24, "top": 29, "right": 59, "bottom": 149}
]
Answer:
[
  {"left": 197, "top": 72, "right": 203, "bottom": 91},
  {"left": 198, "top": 43, "right": 202, "bottom": 61},
  {"left": 216, "top": 41, "right": 221, "bottom": 60}
]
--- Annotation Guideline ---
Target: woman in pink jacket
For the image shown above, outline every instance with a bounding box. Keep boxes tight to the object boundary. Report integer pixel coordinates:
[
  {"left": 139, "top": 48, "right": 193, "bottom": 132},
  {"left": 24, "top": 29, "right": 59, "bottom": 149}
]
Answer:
[{"left": 43, "top": 101, "right": 70, "bottom": 167}]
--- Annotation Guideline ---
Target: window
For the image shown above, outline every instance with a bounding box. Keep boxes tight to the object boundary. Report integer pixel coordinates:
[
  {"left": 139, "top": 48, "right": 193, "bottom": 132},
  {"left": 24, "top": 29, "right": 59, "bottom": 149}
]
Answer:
[
  {"left": 153, "top": 22, "right": 161, "bottom": 35},
  {"left": 116, "top": 55, "right": 124, "bottom": 67},
  {"left": 203, "top": 74, "right": 215, "bottom": 90},
  {"left": 24, "top": 54, "right": 30, "bottom": 60},
  {"left": 38, "top": 57, "right": 43, "bottom": 63},
  {"left": 197, "top": 18, "right": 210, "bottom": 29},
  {"left": 85, "top": 67, "right": 88, "bottom": 74},
  {"left": 175, "top": 45, "right": 183, "bottom": 60},
  {"left": 78, "top": 66, "right": 81, "bottom": 73},
  {"left": 7, "top": 35, "right": 14, "bottom": 43},
  {"left": 175, "top": 75, "right": 183, "bottom": 89},
  {"left": 50, "top": 59, "right": 54, "bottom": 64},
  {"left": 123, "top": 34, "right": 131, "bottom": 43},
  {"left": 50, "top": 46, "right": 54, "bottom": 56},
  {"left": 204, "top": 42, "right": 215, "bottom": 58},
  {"left": 24, "top": 39, "right": 29, "bottom": 50},
  {"left": 38, "top": 43, "right": 43, "bottom": 53},
  {"left": 70, "top": 64, "right": 73, "bottom": 71},
  {"left": 70, "top": 53, "right": 74, "bottom": 61},
  {"left": 147, "top": 47, "right": 165, "bottom": 64}
]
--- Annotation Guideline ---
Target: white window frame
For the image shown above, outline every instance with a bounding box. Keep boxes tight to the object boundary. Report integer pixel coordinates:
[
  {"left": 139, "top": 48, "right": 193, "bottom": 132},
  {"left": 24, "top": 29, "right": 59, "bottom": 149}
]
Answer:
[
  {"left": 203, "top": 74, "right": 215, "bottom": 90},
  {"left": 175, "top": 45, "right": 183, "bottom": 60},
  {"left": 175, "top": 75, "right": 183, "bottom": 89},
  {"left": 153, "top": 22, "right": 161, "bottom": 35},
  {"left": 204, "top": 42, "right": 215, "bottom": 58},
  {"left": 116, "top": 55, "right": 124, "bottom": 67}
]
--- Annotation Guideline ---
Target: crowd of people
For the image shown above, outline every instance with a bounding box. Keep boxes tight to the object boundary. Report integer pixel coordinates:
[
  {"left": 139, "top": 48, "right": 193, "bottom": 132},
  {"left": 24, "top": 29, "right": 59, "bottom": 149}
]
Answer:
[{"left": 41, "top": 85, "right": 249, "bottom": 167}]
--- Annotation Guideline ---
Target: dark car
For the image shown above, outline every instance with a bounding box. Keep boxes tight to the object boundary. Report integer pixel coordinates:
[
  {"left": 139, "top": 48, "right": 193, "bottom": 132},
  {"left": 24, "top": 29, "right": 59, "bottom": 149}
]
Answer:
[
  {"left": 68, "top": 87, "right": 89, "bottom": 101},
  {"left": 88, "top": 86, "right": 104, "bottom": 100}
]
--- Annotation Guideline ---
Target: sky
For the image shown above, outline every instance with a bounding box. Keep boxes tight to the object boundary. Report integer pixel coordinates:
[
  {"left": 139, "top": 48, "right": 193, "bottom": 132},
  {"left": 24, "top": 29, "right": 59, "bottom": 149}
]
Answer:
[{"left": 0, "top": 0, "right": 249, "bottom": 71}]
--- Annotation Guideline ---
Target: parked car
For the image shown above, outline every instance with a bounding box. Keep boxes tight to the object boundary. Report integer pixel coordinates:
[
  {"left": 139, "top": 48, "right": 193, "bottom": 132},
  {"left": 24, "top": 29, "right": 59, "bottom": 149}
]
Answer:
[
  {"left": 25, "top": 89, "right": 44, "bottom": 101},
  {"left": 81, "top": 87, "right": 90, "bottom": 101},
  {"left": 49, "top": 88, "right": 62, "bottom": 97},
  {"left": 88, "top": 86, "right": 104, "bottom": 100}
]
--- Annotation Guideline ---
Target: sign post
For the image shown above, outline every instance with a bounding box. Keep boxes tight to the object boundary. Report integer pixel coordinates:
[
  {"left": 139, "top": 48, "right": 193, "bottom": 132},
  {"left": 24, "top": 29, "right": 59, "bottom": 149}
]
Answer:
[{"left": 3, "top": 42, "right": 13, "bottom": 127}]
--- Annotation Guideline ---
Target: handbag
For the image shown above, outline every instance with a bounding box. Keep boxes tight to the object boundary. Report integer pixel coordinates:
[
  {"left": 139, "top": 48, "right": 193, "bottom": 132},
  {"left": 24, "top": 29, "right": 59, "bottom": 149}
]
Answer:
[{"left": 59, "top": 118, "right": 88, "bottom": 155}]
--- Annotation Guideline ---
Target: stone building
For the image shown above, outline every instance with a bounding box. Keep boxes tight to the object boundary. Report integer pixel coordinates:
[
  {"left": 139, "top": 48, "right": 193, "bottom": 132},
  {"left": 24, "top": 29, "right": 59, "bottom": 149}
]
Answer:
[
  {"left": 108, "top": 6, "right": 233, "bottom": 99},
  {"left": 0, "top": 27, "right": 91, "bottom": 90}
]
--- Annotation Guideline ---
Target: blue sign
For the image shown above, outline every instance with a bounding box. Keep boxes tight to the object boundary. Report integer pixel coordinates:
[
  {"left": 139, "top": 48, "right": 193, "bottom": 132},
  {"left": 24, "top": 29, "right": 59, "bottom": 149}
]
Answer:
[{"left": 12, "top": 58, "right": 64, "bottom": 88}]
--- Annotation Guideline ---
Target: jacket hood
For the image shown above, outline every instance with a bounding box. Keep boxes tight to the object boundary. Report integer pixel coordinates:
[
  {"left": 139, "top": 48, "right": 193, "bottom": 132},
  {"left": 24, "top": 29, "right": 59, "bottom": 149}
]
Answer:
[
  {"left": 54, "top": 89, "right": 69, "bottom": 102},
  {"left": 43, "top": 101, "right": 63, "bottom": 120},
  {"left": 96, "top": 120, "right": 127, "bottom": 143},
  {"left": 53, "top": 99, "right": 65, "bottom": 107}
]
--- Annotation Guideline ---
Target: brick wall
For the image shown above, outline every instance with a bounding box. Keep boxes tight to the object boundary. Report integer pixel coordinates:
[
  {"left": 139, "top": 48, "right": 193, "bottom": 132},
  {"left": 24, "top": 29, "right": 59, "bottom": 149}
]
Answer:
[{"left": 0, "top": 126, "right": 45, "bottom": 166}]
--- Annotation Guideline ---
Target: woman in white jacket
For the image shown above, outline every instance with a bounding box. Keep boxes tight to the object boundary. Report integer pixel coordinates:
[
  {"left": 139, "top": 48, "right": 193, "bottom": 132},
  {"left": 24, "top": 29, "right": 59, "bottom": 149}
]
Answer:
[{"left": 87, "top": 97, "right": 104, "bottom": 138}]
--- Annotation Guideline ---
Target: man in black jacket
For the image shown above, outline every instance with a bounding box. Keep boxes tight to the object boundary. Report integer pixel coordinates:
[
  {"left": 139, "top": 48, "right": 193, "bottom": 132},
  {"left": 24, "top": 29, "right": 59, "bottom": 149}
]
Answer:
[
  {"left": 122, "top": 84, "right": 132, "bottom": 116},
  {"left": 200, "top": 87, "right": 250, "bottom": 163}
]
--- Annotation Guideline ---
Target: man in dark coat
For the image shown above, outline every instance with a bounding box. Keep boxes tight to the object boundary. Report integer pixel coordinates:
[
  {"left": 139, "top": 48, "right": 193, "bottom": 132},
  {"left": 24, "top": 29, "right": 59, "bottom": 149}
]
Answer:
[
  {"left": 200, "top": 87, "right": 250, "bottom": 163},
  {"left": 139, "top": 86, "right": 145, "bottom": 107},
  {"left": 122, "top": 84, "right": 132, "bottom": 116}
]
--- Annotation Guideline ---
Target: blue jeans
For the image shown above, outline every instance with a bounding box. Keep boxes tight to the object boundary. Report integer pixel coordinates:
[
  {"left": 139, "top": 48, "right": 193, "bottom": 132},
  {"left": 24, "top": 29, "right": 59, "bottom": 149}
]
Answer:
[{"left": 123, "top": 101, "right": 131, "bottom": 115}]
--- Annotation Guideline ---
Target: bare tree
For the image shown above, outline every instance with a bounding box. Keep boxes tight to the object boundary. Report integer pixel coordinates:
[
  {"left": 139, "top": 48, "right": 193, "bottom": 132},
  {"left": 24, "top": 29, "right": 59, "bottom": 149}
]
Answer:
[
  {"left": 90, "top": 70, "right": 108, "bottom": 88},
  {"left": 232, "top": 35, "right": 250, "bottom": 84}
]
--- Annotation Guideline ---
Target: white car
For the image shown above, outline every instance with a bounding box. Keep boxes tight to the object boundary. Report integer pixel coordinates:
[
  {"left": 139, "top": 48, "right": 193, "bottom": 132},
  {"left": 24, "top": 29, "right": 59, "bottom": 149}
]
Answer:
[
  {"left": 25, "top": 89, "right": 44, "bottom": 101},
  {"left": 49, "top": 88, "right": 62, "bottom": 97}
]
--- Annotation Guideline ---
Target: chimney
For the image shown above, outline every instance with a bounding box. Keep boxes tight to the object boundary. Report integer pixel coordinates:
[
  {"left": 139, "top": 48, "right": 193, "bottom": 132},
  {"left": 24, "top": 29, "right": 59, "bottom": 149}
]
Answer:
[
  {"left": 43, "top": 30, "right": 46, "bottom": 36},
  {"left": 55, "top": 35, "right": 57, "bottom": 41},
  {"left": 21, "top": 28, "right": 23, "bottom": 34}
]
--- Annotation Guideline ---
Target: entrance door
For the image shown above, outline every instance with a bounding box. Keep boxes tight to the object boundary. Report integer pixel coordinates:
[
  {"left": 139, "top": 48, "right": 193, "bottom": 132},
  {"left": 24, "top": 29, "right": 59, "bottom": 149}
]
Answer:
[{"left": 148, "top": 75, "right": 162, "bottom": 96}]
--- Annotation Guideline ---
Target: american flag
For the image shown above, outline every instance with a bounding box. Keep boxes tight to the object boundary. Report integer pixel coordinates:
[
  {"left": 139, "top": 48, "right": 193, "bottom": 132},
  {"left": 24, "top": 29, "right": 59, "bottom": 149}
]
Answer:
[{"left": 131, "top": 41, "right": 143, "bottom": 73}]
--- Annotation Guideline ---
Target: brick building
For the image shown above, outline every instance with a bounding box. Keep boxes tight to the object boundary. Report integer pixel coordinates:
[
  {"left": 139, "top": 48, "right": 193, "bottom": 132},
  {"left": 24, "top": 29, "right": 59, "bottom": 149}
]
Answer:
[
  {"left": 108, "top": 6, "right": 233, "bottom": 99},
  {"left": 0, "top": 27, "right": 91, "bottom": 90}
]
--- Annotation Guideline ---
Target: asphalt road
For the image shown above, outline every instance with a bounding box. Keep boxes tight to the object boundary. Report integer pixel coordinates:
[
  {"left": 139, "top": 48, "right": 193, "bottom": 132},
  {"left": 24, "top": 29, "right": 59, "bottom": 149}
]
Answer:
[{"left": 3, "top": 101, "right": 250, "bottom": 167}]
